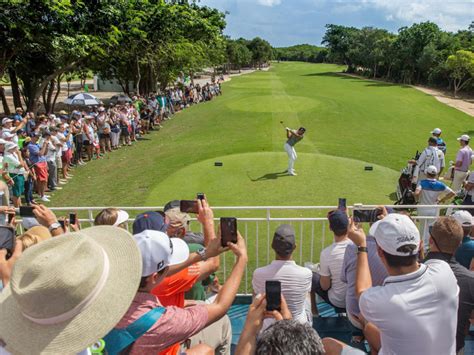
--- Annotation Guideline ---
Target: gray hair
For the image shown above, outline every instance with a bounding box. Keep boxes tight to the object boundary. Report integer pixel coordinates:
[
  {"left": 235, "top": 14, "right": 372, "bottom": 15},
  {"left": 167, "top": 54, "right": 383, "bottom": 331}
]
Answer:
[{"left": 256, "top": 320, "right": 325, "bottom": 355}]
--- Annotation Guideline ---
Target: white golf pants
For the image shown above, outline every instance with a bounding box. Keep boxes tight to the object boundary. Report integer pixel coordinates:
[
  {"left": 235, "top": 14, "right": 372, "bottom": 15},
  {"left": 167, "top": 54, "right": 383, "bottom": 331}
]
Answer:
[
  {"left": 452, "top": 170, "right": 469, "bottom": 192},
  {"left": 284, "top": 143, "right": 297, "bottom": 173}
]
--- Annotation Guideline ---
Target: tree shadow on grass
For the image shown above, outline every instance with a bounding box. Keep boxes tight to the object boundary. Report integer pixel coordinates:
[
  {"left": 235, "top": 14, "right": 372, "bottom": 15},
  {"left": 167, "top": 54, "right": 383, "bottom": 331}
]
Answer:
[
  {"left": 249, "top": 170, "right": 290, "bottom": 181},
  {"left": 302, "top": 72, "right": 410, "bottom": 88}
]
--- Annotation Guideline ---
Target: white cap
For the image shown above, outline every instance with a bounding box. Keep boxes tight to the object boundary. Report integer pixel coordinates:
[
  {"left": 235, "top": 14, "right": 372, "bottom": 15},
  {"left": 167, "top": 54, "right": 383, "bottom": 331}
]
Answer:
[
  {"left": 425, "top": 165, "right": 438, "bottom": 175},
  {"left": 0, "top": 139, "right": 7, "bottom": 145},
  {"left": 133, "top": 230, "right": 189, "bottom": 277},
  {"left": 5, "top": 142, "right": 17, "bottom": 151},
  {"left": 457, "top": 134, "right": 470, "bottom": 142},
  {"left": 431, "top": 128, "right": 442, "bottom": 135},
  {"left": 2, "top": 118, "right": 13, "bottom": 125},
  {"left": 451, "top": 210, "right": 473, "bottom": 227},
  {"left": 113, "top": 210, "right": 129, "bottom": 226},
  {"left": 371, "top": 214, "right": 420, "bottom": 256}
]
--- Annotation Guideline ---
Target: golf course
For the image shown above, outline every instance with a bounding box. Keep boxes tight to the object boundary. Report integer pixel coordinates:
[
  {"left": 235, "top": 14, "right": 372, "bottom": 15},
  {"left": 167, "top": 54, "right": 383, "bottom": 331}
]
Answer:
[{"left": 50, "top": 62, "right": 472, "bottom": 211}]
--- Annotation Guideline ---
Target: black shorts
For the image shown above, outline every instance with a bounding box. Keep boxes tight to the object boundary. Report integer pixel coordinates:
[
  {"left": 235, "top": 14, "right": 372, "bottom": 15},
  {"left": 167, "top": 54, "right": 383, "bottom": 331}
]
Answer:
[
  {"left": 99, "top": 133, "right": 110, "bottom": 139},
  {"left": 83, "top": 140, "right": 91, "bottom": 146}
]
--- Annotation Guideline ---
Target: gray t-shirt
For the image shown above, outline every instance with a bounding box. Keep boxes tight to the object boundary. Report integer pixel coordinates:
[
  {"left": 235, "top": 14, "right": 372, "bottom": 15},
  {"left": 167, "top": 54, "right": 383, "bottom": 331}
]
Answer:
[{"left": 286, "top": 132, "right": 303, "bottom": 146}]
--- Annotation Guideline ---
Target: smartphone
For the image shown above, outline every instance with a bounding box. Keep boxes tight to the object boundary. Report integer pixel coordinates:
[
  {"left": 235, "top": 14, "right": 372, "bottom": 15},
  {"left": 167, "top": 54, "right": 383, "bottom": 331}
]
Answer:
[
  {"left": 7, "top": 213, "right": 14, "bottom": 224},
  {"left": 180, "top": 200, "right": 198, "bottom": 214},
  {"left": 59, "top": 220, "right": 65, "bottom": 230},
  {"left": 220, "top": 217, "right": 237, "bottom": 247},
  {"left": 197, "top": 193, "right": 205, "bottom": 200},
  {"left": 0, "top": 227, "right": 16, "bottom": 260},
  {"left": 353, "top": 208, "right": 382, "bottom": 223},
  {"left": 265, "top": 280, "right": 281, "bottom": 312},
  {"left": 69, "top": 213, "right": 77, "bottom": 225},
  {"left": 19, "top": 206, "right": 35, "bottom": 217},
  {"left": 338, "top": 198, "right": 347, "bottom": 211}
]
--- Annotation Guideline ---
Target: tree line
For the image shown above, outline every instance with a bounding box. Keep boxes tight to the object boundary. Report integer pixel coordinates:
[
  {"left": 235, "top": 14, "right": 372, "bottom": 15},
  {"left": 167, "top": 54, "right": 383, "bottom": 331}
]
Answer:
[
  {"left": 273, "top": 44, "right": 328, "bottom": 63},
  {"left": 1, "top": 1, "right": 276, "bottom": 115},
  {"left": 322, "top": 22, "right": 474, "bottom": 96}
]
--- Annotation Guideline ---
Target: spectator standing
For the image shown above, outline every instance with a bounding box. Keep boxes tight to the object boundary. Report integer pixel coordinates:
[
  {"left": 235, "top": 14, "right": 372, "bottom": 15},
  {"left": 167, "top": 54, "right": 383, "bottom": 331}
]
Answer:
[
  {"left": 431, "top": 127, "right": 446, "bottom": 154},
  {"left": 410, "top": 137, "right": 444, "bottom": 182},
  {"left": 12, "top": 107, "right": 23, "bottom": 124},
  {"left": 415, "top": 165, "right": 455, "bottom": 248},
  {"left": 45, "top": 127, "right": 60, "bottom": 192},
  {"left": 28, "top": 132, "right": 50, "bottom": 202},
  {"left": 311, "top": 210, "right": 352, "bottom": 312},
  {"left": 452, "top": 134, "right": 472, "bottom": 192},
  {"left": 426, "top": 216, "right": 474, "bottom": 354},
  {"left": 462, "top": 170, "right": 474, "bottom": 214},
  {"left": 452, "top": 210, "right": 474, "bottom": 270},
  {"left": 3, "top": 143, "right": 27, "bottom": 207},
  {"left": 347, "top": 213, "right": 459, "bottom": 355},
  {"left": 252, "top": 224, "right": 312, "bottom": 329}
]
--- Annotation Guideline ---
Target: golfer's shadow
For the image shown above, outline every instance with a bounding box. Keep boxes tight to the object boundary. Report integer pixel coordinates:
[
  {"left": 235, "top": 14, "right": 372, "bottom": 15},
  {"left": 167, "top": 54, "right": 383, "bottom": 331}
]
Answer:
[{"left": 249, "top": 170, "right": 289, "bottom": 181}]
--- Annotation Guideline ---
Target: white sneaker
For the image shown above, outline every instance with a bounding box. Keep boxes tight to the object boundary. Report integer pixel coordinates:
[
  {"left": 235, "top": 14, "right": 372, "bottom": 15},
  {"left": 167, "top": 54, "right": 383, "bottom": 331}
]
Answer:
[
  {"left": 40, "top": 196, "right": 50, "bottom": 202},
  {"left": 289, "top": 171, "right": 297, "bottom": 176}
]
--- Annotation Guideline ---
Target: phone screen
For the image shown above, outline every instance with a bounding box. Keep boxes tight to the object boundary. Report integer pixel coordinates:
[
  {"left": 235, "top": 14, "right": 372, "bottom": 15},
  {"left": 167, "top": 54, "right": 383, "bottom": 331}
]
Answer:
[
  {"left": 59, "top": 220, "right": 65, "bottom": 230},
  {"left": 220, "top": 217, "right": 237, "bottom": 247},
  {"left": 19, "top": 206, "right": 35, "bottom": 217},
  {"left": 197, "top": 193, "right": 205, "bottom": 200},
  {"left": 180, "top": 200, "right": 198, "bottom": 214},
  {"left": 0, "top": 227, "right": 16, "bottom": 260},
  {"left": 338, "top": 198, "right": 347, "bottom": 211},
  {"left": 69, "top": 213, "right": 77, "bottom": 225},
  {"left": 265, "top": 280, "right": 281, "bottom": 311}
]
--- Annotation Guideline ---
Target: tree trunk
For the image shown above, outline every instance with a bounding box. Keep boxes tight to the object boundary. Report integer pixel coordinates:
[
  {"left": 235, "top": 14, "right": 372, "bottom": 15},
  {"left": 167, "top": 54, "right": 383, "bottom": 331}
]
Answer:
[
  {"left": 42, "top": 84, "right": 49, "bottom": 113},
  {"left": 0, "top": 86, "right": 10, "bottom": 115},
  {"left": 44, "top": 79, "right": 56, "bottom": 113},
  {"left": 51, "top": 75, "right": 62, "bottom": 113},
  {"left": 136, "top": 56, "right": 141, "bottom": 96},
  {"left": 8, "top": 68, "right": 22, "bottom": 110}
]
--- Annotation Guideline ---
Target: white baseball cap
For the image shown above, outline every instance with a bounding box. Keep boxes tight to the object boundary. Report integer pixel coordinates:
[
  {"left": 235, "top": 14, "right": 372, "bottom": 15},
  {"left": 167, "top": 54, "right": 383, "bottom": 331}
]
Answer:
[
  {"left": 457, "top": 134, "right": 470, "bottom": 142},
  {"left": 133, "top": 230, "right": 189, "bottom": 277},
  {"left": 425, "top": 165, "right": 438, "bottom": 175},
  {"left": 431, "top": 128, "right": 442, "bottom": 134},
  {"left": 2, "top": 118, "right": 13, "bottom": 125},
  {"left": 451, "top": 210, "right": 473, "bottom": 227},
  {"left": 113, "top": 209, "right": 129, "bottom": 226},
  {"left": 371, "top": 214, "right": 420, "bottom": 256}
]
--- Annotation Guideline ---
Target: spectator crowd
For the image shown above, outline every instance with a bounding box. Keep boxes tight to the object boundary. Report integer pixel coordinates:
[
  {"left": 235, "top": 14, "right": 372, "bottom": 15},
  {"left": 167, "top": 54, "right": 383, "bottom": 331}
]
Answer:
[
  {"left": 0, "top": 100, "right": 473, "bottom": 353},
  {"left": 0, "top": 81, "right": 222, "bottom": 204}
]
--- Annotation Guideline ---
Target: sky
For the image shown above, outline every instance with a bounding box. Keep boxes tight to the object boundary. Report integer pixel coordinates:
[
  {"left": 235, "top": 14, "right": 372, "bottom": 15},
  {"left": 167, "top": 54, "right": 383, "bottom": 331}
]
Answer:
[{"left": 200, "top": 0, "right": 474, "bottom": 47}]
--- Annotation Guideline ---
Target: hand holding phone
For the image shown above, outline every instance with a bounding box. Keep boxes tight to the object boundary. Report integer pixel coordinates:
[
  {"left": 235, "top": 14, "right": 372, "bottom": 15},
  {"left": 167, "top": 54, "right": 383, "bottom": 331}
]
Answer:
[
  {"left": 338, "top": 198, "right": 347, "bottom": 211},
  {"left": 19, "top": 206, "right": 35, "bottom": 217},
  {"left": 69, "top": 212, "right": 77, "bottom": 225},
  {"left": 220, "top": 217, "right": 237, "bottom": 247},
  {"left": 265, "top": 280, "right": 281, "bottom": 312}
]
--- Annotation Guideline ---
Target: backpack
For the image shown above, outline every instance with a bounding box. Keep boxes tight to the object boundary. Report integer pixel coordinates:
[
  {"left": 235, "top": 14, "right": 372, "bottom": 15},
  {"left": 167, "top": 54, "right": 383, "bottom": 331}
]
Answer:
[{"left": 102, "top": 306, "right": 165, "bottom": 355}]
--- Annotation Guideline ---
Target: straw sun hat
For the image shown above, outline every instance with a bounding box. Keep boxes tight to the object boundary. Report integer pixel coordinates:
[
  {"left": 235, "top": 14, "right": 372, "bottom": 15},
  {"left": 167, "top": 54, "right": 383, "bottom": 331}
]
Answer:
[{"left": 0, "top": 226, "right": 142, "bottom": 354}]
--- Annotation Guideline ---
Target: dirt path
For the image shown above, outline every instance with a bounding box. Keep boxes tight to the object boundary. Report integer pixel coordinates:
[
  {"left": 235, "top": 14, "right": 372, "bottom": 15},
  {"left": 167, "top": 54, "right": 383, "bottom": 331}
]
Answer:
[{"left": 340, "top": 72, "right": 474, "bottom": 117}]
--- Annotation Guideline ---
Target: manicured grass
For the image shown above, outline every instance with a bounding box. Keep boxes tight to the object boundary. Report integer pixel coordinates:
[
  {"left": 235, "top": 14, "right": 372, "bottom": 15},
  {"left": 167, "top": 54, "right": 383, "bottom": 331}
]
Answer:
[{"left": 50, "top": 62, "right": 472, "bottom": 209}]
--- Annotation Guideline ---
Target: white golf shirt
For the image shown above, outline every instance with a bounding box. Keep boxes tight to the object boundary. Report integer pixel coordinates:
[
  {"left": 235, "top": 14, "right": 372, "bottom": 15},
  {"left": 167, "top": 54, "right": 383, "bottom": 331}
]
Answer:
[
  {"left": 359, "top": 259, "right": 458, "bottom": 355},
  {"left": 252, "top": 260, "right": 312, "bottom": 328}
]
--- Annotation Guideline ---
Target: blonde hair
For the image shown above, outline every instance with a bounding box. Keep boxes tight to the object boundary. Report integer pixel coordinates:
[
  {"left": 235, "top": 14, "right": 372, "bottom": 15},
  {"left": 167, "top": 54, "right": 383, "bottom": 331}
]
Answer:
[
  {"left": 94, "top": 208, "right": 119, "bottom": 226},
  {"left": 18, "top": 226, "right": 52, "bottom": 251}
]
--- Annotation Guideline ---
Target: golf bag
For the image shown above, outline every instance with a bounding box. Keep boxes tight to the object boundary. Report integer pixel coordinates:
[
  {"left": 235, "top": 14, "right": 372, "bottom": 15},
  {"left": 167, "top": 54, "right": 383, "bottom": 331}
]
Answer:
[{"left": 395, "top": 151, "right": 419, "bottom": 206}]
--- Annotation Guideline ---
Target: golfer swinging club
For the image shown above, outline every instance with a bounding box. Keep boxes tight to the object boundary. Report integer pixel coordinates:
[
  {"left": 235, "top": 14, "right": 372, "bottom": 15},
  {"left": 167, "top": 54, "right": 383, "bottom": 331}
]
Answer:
[{"left": 283, "top": 123, "right": 306, "bottom": 176}]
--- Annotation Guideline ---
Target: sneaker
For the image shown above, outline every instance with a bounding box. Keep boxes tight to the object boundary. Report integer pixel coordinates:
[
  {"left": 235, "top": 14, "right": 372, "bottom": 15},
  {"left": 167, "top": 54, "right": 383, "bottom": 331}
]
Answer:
[
  {"left": 59, "top": 180, "right": 67, "bottom": 185},
  {"left": 66, "top": 176, "right": 73, "bottom": 179},
  {"left": 40, "top": 196, "right": 50, "bottom": 202},
  {"left": 43, "top": 194, "right": 51, "bottom": 198},
  {"left": 288, "top": 171, "right": 297, "bottom": 176},
  {"left": 54, "top": 187, "right": 63, "bottom": 190}
]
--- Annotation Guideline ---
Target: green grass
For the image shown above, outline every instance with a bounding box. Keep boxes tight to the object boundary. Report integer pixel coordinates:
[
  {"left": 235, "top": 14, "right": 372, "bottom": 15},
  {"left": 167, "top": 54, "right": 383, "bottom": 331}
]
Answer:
[{"left": 50, "top": 62, "right": 472, "bottom": 209}]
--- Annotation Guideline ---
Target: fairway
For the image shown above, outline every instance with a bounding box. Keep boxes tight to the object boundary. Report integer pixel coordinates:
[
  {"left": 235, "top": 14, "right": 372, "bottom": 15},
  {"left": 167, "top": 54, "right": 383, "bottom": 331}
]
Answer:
[{"left": 50, "top": 62, "right": 473, "bottom": 209}]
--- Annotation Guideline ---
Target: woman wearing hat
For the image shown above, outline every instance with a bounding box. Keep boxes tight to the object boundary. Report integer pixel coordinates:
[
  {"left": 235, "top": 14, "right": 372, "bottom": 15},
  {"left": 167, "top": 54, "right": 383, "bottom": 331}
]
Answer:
[{"left": 3, "top": 142, "right": 28, "bottom": 207}]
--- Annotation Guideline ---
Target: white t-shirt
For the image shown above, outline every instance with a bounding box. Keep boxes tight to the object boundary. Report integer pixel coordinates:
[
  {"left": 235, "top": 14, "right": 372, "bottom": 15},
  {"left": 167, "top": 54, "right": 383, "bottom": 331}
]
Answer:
[
  {"left": 252, "top": 260, "right": 312, "bottom": 326},
  {"left": 319, "top": 239, "right": 353, "bottom": 308},
  {"left": 359, "top": 260, "right": 458, "bottom": 355},
  {"left": 416, "top": 146, "right": 444, "bottom": 175}
]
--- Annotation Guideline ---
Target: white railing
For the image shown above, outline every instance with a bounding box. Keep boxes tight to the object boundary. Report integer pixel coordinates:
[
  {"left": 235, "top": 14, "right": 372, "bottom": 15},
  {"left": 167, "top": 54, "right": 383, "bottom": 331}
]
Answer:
[{"left": 41, "top": 204, "right": 473, "bottom": 294}]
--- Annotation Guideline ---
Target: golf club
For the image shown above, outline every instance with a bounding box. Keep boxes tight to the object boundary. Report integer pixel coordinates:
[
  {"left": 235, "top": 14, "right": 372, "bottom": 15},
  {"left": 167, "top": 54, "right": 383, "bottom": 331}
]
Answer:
[{"left": 280, "top": 121, "right": 286, "bottom": 128}]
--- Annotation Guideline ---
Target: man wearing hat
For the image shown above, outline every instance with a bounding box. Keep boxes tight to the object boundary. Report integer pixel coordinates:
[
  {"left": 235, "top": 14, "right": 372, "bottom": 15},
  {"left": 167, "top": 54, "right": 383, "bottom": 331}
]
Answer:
[
  {"left": 253, "top": 224, "right": 312, "bottom": 331},
  {"left": 28, "top": 132, "right": 50, "bottom": 202},
  {"left": 426, "top": 216, "right": 474, "bottom": 354},
  {"left": 2, "top": 116, "right": 25, "bottom": 145},
  {"left": 410, "top": 136, "right": 444, "bottom": 183},
  {"left": 452, "top": 134, "right": 472, "bottom": 192},
  {"left": 165, "top": 206, "right": 205, "bottom": 245},
  {"left": 111, "top": 225, "right": 248, "bottom": 354},
  {"left": 311, "top": 210, "right": 352, "bottom": 312},
  {"left": 415, "top": 165, "right": 455, "bottom": 248},
  {"left": 0, "top": 226, "right": 143, "bottom": 354},
  {"left": 431, "top": 127, "right": 446, "bottom": 154},
  {"left": 452, "top": 210, "right": 474, "bottom": 269},
  {"left": 284, "top": 126, "right": 306, "bottom": 176},
  {"left": 347, "top": 213, "right": 459, "bottom": 355}
]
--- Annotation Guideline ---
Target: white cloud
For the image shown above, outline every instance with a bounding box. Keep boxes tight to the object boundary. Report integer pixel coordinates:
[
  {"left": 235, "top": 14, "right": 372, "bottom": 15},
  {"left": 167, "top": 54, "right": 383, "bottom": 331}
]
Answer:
[{"left": 257, "top": 0, "right": 282, "bottom": 7}]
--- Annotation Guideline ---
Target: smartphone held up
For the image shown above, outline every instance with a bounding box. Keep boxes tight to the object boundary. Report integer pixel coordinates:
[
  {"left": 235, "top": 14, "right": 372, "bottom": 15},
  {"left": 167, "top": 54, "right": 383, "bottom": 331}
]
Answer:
[
  {"left": 220, "top": 217, "right": 237, "bottom": 247},
  {"left": 265, "top": 280, "right": 281, "bottom": 312}
]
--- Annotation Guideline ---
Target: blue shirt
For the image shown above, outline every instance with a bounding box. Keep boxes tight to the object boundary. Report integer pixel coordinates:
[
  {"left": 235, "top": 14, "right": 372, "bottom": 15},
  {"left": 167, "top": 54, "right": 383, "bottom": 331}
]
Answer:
[
  {"left": 455, "top": 236, "right": 474, "bottom": 269},
  {"left": 28, "top": 143, "right": 46, "bottom": 164},
  {"left": 13, "top": 113, "right": 22, "bottom": 122}
]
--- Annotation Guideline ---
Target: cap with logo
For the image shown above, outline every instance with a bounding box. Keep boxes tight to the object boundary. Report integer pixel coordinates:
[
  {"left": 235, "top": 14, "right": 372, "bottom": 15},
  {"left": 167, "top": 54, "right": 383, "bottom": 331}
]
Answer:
[
  {"left": 272, "top": 224, "right": 296, "bottom": 256},
  {"left": 424, "top": 165, "right": 438, "bottom": 175},
  {"left": 451, "top": 210, "right": 473, "bottom": 227},
  {"left": 457, "top": 134, "right": 470, "bottom": 142},
  {"left": 133, "top": 230, "right": 189, "bottom": 276},
  {"left": 370, "top": 213, "right": 420, "bottom": 256}
]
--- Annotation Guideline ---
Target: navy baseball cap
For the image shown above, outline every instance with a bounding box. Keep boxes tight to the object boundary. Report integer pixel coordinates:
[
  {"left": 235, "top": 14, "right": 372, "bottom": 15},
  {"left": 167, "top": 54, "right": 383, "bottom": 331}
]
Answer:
[
  {"left": 328, "top": 210, "right": 349, "bottom": 233},
  {"left": 132, "top": 211, "right": 168, "bottom": 235},
  {"left": 164, "top": 200, "right": 180, "bottom": 212}
]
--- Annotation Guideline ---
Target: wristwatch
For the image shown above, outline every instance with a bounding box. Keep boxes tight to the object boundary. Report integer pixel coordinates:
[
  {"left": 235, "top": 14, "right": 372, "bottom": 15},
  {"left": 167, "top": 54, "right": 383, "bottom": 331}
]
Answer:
[
  {"left": 48, "top": 222, "right": 62, "bottom": 232},
  {"left": 196, "top": 247, "right": 207, "bottom": 261},
  {"left": 357, "top": 246, "right": 368, "bottom": 254}
]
